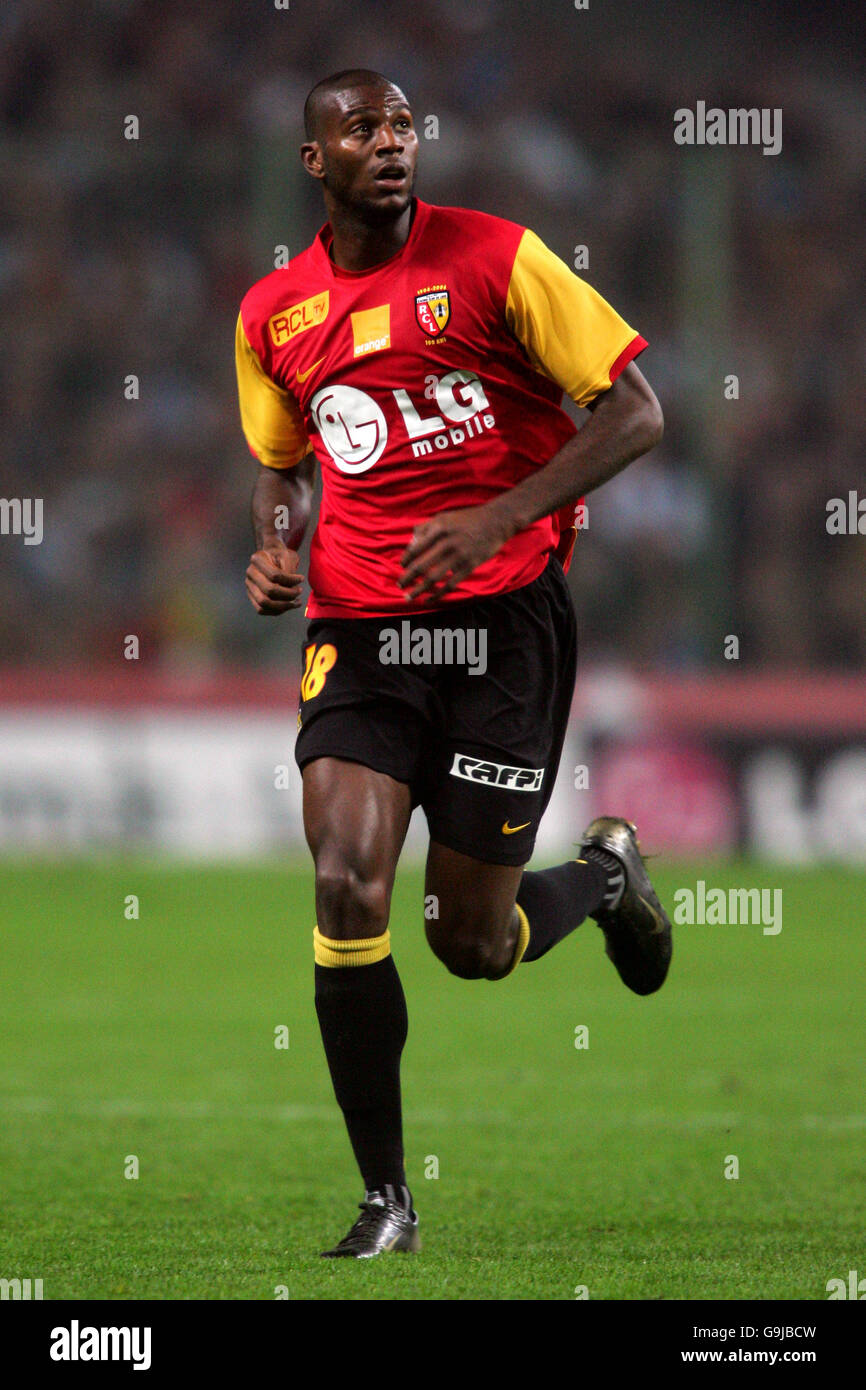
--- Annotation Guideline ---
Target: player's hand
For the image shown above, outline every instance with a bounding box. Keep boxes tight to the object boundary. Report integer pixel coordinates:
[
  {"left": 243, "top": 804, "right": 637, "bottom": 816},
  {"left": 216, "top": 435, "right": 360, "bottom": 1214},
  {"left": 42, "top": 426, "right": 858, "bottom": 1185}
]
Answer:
[
  {"left": 399, "top": 505, "right": 512, "bottom": 602},
  {"left": 245, "top": 546, "right": 305, "bottom": 615}
]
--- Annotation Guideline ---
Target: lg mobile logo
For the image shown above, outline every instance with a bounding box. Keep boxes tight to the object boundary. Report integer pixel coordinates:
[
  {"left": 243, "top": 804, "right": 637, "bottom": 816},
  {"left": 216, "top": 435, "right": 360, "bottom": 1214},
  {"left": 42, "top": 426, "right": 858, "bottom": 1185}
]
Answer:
[{"left": 310, "top": 370, "right": 496, "bottom": 474}]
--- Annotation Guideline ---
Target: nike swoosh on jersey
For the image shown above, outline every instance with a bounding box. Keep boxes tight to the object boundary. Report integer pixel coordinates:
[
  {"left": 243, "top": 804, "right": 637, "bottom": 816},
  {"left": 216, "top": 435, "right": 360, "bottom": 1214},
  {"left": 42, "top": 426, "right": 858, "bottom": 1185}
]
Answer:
[
  {"left": 296, "top": 355, "right": 326, "bottom": 383},
  {"left": 501, "top": 820, "right": 531, "bottom": 835}
]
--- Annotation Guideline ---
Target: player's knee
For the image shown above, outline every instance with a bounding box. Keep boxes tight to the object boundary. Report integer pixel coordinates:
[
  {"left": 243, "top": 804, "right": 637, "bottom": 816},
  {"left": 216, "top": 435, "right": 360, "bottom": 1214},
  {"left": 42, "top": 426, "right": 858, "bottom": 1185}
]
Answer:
[
  {"left": 426, "top": 927, "right": 503, "bottom": 981},
  {"left": 315, "top": 863, "right": 390, "bottom": 939}
]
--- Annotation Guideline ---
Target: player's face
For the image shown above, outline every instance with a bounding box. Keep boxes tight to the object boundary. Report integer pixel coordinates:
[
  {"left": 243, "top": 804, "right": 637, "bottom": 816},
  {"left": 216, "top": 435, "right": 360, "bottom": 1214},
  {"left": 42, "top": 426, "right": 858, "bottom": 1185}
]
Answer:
[{"left": 309, "top": 84, "right": 418, "bottom": 221}]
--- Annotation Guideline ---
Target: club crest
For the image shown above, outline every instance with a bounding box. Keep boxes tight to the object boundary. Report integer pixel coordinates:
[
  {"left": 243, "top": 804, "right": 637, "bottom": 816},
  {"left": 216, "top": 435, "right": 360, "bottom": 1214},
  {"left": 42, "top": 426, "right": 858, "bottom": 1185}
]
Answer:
[{"left": 415, "top": 287, "right": 450, "bottom": 337}]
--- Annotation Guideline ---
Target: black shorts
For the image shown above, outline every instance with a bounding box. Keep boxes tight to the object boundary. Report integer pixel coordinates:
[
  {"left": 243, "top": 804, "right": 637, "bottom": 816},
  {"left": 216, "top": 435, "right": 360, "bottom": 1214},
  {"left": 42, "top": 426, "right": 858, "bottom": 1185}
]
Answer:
[{"left": 294, "top": 557, "right": 577, "bottom": 865}]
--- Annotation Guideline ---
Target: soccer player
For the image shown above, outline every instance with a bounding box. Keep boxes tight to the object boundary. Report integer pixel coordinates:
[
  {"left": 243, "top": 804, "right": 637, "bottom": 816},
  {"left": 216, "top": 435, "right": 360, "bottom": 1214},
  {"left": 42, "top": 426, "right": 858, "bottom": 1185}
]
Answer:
[{"left": 236, "top": 69, "right": 672, "bottom": 1258}]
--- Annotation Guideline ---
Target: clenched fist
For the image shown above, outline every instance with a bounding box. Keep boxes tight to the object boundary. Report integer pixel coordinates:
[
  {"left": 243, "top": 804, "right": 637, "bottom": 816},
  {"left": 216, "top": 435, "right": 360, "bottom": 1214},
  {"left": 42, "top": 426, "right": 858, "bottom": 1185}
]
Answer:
[{"left": 245, "top": 546, "right": 305, "bottom": 615}]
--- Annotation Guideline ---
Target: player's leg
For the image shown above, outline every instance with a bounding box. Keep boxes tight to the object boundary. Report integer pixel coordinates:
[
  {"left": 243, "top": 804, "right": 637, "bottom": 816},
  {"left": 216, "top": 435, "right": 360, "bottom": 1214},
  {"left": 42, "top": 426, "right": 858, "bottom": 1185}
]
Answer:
[
  {"left": 422, "top": 559, "right": 671, "bottom": 991},
  {"left": 424, "top": 839, "right": 616, "bottom": 980},
  {"left": 424, "top": 844, "right": 522, "bottom": 979},
  {"left": 425, "top": 831, "right": 671, "bottom": 993},
  {"left": 422, "top": 558, "right": 612, "bottom": 978},
  {"left": 294, "top": 613, "right": 440, "bottom": 1253},
  {"left": 302, "top": 754, "right": 420, "bottom": 1254}
]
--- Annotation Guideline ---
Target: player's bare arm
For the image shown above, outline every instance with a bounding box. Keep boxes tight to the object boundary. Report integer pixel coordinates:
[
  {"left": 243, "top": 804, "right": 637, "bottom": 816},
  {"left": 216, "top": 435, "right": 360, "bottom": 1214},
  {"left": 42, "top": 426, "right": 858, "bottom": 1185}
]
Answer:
[
  {"left": 245, "top": 456, "right": 314, "bottom": 615},
  {"left": 400, "top": 361, "right": 663, "bottom": 600}
]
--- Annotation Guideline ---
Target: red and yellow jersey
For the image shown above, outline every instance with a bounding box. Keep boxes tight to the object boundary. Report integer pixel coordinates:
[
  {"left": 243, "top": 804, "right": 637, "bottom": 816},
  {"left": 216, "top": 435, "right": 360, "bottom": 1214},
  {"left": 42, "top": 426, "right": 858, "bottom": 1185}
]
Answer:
[{"left": 236, "top": 198, "right": 645, "bottom": 618}]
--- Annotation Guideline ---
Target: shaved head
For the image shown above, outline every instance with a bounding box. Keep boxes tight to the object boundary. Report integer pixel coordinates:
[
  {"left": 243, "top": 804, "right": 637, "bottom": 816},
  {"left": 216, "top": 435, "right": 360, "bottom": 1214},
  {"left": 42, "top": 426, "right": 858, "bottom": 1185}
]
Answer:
[
  {"left": 299, "top": 69, "right": 418, "bottom": 249},
  {"left": 303, "top": 69, "right": 401, "bottom": 143}
]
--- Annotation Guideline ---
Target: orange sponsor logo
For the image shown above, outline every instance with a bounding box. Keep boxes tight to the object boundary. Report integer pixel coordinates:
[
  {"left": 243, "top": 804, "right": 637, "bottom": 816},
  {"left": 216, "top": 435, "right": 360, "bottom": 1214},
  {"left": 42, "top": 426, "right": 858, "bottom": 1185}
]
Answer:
[{"left": 351, "top": 304, "right": 391, "bottom": 357}]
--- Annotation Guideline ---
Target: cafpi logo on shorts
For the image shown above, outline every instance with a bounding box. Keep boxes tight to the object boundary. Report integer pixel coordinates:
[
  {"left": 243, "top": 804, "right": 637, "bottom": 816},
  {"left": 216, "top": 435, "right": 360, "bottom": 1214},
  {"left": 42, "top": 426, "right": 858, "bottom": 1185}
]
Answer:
[{"left": 449, "top": 754, "right": 544, "bottom": 792}]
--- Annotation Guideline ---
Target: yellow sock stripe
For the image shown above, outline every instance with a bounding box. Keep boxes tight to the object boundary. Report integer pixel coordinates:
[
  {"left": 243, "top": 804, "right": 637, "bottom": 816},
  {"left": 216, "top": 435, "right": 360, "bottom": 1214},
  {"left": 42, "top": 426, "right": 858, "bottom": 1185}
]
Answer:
[
  {"left": 502, "top": 903, "right": 531, "bottom": 976},
  {"left": 313, "top": 925, "right": 391, "bottom": 968}
]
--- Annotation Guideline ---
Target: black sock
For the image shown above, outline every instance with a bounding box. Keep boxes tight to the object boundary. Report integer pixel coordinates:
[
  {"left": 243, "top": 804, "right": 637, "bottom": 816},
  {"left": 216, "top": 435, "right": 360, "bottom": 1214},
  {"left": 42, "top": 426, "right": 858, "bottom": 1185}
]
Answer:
[
  {"left": 365, "top": 1182, "right": 414, "bottom": 1217},
  {"left": 582, "top": 845, "right": 626, "bottom": 911},
  {"left": 314, "top": 955, "right": 409, "bottom": 1194},
  {"left": 517, "top": 859, "right": 609, "bottom": 962}
]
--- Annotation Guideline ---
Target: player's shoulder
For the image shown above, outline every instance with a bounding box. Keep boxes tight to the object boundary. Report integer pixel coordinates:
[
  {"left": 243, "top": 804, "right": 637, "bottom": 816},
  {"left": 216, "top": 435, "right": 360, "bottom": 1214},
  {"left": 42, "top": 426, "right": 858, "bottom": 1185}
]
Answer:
[
  {"left": 419, "top": 203, "right": 528, "bottom": 307},
  {"left": 423, "top": 200, "right": 527, "bottom": 257},
  {"left": 239, "top": 239, "right": 324, "bottom": 341}
]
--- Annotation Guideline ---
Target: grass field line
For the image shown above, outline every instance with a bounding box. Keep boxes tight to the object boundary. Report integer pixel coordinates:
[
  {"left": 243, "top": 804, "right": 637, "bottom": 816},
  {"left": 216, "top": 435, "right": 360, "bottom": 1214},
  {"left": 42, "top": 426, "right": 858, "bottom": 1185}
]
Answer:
[{"left": 2, "top": 1094, "right": 865, "bottom": 1131}]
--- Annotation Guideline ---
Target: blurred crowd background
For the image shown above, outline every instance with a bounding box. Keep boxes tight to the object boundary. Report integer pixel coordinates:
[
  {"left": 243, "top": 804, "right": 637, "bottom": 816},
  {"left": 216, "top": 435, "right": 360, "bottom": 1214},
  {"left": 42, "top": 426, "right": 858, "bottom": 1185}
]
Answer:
[{"left": 2, "top": 0, "right": 864, "bottom": 674}]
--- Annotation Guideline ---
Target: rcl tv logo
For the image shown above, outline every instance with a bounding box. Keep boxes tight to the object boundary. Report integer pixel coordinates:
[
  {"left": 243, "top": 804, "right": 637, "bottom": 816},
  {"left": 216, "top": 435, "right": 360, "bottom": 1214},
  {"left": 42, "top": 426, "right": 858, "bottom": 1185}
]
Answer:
[{"left": 310, "top": 370, "right": 495, "bottom": 474}]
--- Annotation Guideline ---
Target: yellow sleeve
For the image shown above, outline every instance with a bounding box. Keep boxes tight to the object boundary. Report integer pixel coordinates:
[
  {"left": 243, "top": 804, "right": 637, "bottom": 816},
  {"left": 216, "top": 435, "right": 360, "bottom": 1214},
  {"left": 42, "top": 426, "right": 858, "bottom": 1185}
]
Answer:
[
  {"left": 505, "top": 229, "right": 642, "bottom": 408},
  {"left": 235, "top": 312, "right": 312, "bottom": 469}
]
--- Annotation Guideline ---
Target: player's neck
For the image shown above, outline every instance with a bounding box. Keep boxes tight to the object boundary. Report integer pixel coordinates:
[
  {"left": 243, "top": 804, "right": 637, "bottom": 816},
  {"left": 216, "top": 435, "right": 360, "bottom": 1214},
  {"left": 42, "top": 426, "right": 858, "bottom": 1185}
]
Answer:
[{"left": 325, "top": 200, "right": 414, "bottom": 273}]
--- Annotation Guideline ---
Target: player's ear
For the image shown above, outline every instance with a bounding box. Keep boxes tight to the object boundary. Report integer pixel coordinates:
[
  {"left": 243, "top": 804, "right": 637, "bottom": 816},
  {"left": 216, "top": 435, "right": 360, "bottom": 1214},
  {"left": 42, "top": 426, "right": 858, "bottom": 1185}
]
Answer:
[{"left": 300, "top": 143, "right": 325, "bottom": 179}]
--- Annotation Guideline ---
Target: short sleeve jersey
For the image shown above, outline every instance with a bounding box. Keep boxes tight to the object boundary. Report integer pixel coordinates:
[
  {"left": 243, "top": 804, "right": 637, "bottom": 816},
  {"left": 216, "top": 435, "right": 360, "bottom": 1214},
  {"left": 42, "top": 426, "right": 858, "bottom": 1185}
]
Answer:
[{"left": 236, "top": 198, "right": 646, "bottom": 618}]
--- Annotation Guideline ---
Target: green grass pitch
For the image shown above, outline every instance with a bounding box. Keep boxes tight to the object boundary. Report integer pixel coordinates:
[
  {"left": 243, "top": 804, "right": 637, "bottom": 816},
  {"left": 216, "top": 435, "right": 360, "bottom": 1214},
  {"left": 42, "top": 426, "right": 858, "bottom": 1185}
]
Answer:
[{"left": 1, "top": 858, "right": 863, "bottom": 1300}]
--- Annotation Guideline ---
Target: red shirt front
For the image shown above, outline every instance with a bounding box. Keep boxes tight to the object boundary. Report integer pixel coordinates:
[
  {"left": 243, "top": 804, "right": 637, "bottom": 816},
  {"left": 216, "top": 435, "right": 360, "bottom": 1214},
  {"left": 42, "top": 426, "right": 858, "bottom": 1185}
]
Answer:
[{"left": 236, "top": 198, "right": 645, "bottom": 618}]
